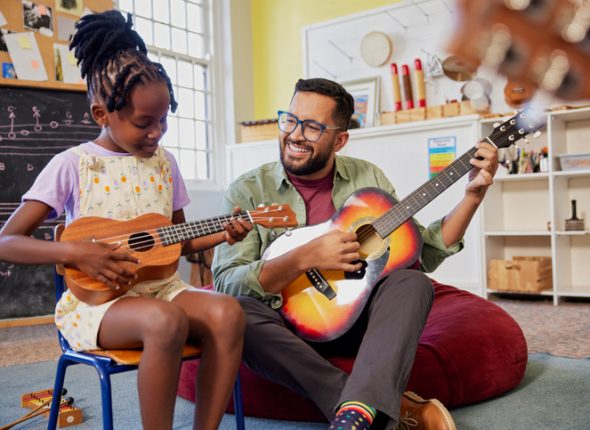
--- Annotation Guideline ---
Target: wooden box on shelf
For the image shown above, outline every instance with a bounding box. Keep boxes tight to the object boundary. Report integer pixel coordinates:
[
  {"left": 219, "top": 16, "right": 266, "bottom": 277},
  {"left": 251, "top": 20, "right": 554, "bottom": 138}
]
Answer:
[
  {"left": 239, "top": 119, "right": 278, "bottom": 142},
  {"left": 442, "top": 102, "right": 461, "bottom": 117},
  {"left": 488, "top": 256, "right": 553, "bottom": 293},
  {"left": 380, "top": 111, "right": 396, "bottom": 125}
]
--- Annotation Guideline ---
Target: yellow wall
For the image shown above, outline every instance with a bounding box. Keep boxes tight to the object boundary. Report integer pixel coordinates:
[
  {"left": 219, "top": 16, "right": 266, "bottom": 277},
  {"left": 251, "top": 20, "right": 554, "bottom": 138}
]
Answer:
[{"left": 251, "top": 0, "right": 400, "bottom": 120}]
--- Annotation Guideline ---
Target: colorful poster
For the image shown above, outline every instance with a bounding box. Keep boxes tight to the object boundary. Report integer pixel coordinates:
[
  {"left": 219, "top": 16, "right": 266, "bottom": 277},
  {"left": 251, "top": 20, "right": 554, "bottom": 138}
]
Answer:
[{"left": 428, "top": 136, "right": 456, "bottom": 178}]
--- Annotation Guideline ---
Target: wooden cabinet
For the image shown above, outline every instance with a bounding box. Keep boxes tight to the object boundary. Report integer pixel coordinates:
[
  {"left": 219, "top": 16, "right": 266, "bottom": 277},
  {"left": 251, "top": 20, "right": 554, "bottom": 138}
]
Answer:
[{"left": 481, "top": 108, "right": 590, "bottom": 303}]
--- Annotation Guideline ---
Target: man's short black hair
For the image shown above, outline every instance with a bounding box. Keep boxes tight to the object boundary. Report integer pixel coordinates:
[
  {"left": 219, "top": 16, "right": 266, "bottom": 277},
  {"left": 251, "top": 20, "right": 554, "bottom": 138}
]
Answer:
[{"left": 293, "top": 78, "right": 355, "bottom": 130}]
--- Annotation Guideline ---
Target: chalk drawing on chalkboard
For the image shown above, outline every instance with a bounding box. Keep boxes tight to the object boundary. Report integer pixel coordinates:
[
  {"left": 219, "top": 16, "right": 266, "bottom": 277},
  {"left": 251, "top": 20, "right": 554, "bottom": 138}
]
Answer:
[
  {"left": 0, "top": 87, "right": 101, "bottom": 319},
  {"left": 1, "top": 105, "right": 98, "bottom": 143}
]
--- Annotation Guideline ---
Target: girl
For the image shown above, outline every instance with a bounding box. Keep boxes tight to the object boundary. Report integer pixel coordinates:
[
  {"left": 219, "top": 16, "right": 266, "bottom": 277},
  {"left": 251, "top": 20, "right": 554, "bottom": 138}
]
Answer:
[{"left": 0, "top": 10, "right": 251, "bottom": 430}]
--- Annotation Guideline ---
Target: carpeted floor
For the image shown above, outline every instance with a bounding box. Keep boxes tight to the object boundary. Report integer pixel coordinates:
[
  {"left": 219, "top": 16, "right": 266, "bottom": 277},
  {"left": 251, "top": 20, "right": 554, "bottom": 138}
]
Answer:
[
  {"left": 1, "top": 296, "right": 590, "bottom": 428},
  {"left": 1, "top": 296, "right": 588, "bottom": 368},
  {"left": 0, "top": 354, "right": 589, "bottom": 429}
]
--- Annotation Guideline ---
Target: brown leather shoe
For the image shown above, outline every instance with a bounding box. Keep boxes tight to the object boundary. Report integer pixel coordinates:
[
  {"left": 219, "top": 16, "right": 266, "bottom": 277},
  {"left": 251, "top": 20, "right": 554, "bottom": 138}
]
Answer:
[{"left": 395, "top": 391, "right": 457, "bottom": 430}]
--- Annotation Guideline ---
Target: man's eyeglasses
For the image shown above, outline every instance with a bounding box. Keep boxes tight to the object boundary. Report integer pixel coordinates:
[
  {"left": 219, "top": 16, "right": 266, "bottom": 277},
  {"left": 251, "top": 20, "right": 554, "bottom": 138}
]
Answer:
[{"left": 277, "top": 111, "right": 342, "bottom": 143}]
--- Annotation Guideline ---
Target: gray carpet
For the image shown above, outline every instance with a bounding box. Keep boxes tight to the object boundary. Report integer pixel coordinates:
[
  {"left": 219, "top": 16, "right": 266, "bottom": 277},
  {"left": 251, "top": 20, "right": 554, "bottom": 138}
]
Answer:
[{"left": 1, "top": 353, "right": 589, "bottom": 429}]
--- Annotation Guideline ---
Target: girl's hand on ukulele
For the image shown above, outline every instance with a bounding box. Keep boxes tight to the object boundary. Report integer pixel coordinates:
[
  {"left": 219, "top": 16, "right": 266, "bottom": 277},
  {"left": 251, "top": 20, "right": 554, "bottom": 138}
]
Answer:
[
  {"left": 222, "top": 206, "right": 253, "bottom": 245},
  {"left": 66, "top": 241, "right": 139, "bottom": 290},
  {"left": 304, "top": 230, "right": 362, "bottom": 272}
]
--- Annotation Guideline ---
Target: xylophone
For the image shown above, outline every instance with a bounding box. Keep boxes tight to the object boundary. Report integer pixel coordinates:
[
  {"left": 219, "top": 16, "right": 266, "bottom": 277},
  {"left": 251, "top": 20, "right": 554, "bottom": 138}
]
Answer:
[{"left": 0, "top": 388, "right": 84, "bottom": 429}]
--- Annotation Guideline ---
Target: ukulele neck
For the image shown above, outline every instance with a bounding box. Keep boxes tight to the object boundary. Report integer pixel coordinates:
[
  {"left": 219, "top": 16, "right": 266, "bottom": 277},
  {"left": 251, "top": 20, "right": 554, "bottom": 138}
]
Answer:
[{"left": 158, "top": 210, "right": 250, "bottom": 245}]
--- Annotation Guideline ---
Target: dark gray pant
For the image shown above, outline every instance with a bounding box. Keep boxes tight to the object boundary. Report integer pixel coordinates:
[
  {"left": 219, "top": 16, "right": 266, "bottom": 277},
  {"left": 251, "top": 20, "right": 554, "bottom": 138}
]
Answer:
[{"left": 237, "top": 269, "right": 434, "bottom": 427}]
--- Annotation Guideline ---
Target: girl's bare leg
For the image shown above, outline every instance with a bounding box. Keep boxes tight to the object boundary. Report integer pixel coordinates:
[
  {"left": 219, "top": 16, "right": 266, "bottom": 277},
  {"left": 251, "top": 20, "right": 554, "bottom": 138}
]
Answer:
[
  {"left": 173, "top": 289, "right": 245, "bottom": 430},
  {"left": 97, "top": 297, "right": 189, "bottom": 430}
]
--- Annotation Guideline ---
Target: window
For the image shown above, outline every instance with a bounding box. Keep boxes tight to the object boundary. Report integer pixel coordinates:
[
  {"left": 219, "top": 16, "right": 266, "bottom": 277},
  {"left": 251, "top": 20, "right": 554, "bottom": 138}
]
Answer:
[{"left": 116, "top": 0, "right": 213, "bottom": 182}]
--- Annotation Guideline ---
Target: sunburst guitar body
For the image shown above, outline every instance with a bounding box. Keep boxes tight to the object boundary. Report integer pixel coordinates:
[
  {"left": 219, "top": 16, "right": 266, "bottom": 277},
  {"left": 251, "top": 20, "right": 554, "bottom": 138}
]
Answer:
[{"left": 263, "top": 188, "right": 422, "bottom": 342}]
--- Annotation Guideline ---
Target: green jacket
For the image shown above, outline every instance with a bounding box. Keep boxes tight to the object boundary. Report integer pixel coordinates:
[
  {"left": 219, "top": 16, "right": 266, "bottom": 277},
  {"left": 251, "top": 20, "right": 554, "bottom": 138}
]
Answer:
[{"left": 212, "top": 155, "right": 463, "bottom": 309}]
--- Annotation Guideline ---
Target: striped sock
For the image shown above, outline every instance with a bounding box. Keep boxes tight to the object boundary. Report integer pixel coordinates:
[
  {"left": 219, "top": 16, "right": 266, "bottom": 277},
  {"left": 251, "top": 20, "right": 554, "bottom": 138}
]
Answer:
[{"left": 329, "top": 401, "right": 376, "bottom": 430}]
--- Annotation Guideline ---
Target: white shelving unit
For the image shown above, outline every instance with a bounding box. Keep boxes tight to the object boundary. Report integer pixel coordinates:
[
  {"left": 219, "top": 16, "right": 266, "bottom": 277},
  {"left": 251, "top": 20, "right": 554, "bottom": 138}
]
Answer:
[{"left": 480, "top": 107, "right": 590, "bottom": 304}]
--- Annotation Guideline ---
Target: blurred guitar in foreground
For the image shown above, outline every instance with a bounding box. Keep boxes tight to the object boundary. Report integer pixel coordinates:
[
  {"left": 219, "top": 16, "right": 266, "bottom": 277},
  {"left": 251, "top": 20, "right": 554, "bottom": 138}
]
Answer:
[{"left": 448, "top": 0, "right": 590, "bottom": 101}]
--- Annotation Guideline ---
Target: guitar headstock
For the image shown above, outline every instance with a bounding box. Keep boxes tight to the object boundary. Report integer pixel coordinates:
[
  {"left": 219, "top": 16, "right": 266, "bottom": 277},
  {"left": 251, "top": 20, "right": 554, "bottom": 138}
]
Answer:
[
  {"left": 486, "top": 104, "right": 546, "bottom": 149},
  {"left": 251, "top": 204, "right": 299, "bottom": 228},
  {"left": 449, "top": 0, "right": 590, "bottom": 100}
]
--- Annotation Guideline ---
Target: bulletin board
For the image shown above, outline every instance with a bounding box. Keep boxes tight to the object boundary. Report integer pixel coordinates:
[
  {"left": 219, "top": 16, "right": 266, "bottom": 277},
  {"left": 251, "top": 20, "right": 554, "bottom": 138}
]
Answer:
[
  {"left": 302, "top": 0, "right": 511, "bottom": 116},
  {"left": 0, "top": 0, "right": 113, "bottom": 92}
]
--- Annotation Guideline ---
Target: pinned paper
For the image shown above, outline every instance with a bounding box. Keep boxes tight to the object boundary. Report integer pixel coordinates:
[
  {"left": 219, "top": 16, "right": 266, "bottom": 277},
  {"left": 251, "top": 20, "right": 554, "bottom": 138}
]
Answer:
[
  {"left": 57, "top": 0, "right": 84, "bottom": 17},
  {"left": 2, "top": 62, "right": 16, "bottom": 79},
  {"left": 54, "top": 43, "right": 82, "bottom": 84},
  {"left": 0, "top": 11, "right": 7, "bottom": 27},
  {"left": 23, "top": 1, "right": 54, "bottom": 36},
  {"left": 4, "top": 32, "right": 48, "bottom": 81},
  {"left": 57, "top": 15, "right": 76, "bottom": 41}
]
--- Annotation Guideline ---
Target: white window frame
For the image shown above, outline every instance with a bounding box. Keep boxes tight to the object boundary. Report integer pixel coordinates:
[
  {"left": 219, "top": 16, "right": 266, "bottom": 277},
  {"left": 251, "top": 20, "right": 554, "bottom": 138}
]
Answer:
[{"left": 114, "top": 0, "right": 235, "bottom": 191}]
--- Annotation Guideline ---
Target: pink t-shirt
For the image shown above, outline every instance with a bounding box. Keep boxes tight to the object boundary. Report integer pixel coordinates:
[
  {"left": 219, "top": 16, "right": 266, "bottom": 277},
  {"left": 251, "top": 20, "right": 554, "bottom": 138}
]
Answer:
[
  {"left": 287, "top": 171, "right": 336, "bottom": 225},
  {"left": 22, "top": 141, "right": 190, "bottom": 225}
]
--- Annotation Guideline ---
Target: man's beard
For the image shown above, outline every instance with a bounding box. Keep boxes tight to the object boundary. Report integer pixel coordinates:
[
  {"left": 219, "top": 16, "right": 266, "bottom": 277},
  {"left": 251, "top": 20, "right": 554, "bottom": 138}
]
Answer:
[{"left": 279, "top": 139, "right": 332, "bottom": 176}]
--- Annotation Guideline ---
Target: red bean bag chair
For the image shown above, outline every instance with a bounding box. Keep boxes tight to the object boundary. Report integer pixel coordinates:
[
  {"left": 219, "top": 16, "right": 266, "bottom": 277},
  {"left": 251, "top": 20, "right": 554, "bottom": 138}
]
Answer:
[{"left": 177, "top": 280, "right": 528, "bottom": 422}]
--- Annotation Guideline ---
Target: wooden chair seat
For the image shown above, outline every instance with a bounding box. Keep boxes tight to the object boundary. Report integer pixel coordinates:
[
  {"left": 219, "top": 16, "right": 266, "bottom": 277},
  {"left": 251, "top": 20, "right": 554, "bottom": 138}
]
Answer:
[{"left": 90, "top": 344, "right": 201, "bottom": 366}]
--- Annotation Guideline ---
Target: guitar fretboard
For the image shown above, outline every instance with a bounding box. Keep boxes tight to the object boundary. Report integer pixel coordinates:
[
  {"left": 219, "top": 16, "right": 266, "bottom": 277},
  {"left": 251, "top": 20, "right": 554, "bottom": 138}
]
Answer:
[
  {"left": 157, "top": 210, "right": 250, "bottom": 245},
  {"left": 372, "top": 147, "right": 478, "bottom": 237}
]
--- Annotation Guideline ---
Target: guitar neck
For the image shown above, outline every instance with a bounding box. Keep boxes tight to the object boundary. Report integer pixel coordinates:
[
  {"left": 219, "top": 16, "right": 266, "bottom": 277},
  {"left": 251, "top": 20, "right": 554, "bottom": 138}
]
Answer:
[
  {"left": 373, "top": 146, "right": 478, "bottom": 238},
  {"left": 157, "top": 210, "right": 251, "bottom": 245}
]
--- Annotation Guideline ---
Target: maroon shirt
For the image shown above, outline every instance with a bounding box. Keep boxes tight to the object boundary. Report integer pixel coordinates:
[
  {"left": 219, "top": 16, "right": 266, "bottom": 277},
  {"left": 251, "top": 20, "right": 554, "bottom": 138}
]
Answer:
[{"left": 287, "top": 171, "right": 336, "bottom": 225}]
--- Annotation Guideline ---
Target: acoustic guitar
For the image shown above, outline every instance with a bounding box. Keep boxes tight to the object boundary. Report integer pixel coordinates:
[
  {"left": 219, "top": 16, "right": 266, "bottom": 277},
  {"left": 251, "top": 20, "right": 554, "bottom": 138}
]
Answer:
[
  {"left": 58, "top": 204, "right": 297, "bottom": 305},
  {"left": 448, "top": 0, "right": 590, "bottom": 101},
  {"left": 263, "top": 108, "right": 545, "bottom": 342}
]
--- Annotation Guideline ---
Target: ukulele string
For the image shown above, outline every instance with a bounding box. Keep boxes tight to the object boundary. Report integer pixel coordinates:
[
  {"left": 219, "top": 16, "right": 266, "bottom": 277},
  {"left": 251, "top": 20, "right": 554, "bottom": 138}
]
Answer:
[{"left": 81, "top": 209, "right": 290, "bottom": 251}]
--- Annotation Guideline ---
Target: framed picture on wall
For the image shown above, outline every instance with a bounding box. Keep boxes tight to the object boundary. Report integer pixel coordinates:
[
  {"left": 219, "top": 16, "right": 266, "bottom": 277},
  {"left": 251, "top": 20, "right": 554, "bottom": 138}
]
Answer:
[{"left": 340, "top": 76, "right": 380, "bottom": 128}]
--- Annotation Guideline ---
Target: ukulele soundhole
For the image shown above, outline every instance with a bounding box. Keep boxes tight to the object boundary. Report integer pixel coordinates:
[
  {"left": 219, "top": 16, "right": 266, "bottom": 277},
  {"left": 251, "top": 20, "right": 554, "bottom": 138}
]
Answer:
[{"left": 128, "top": 232, "right": 155, "bottom": 252}]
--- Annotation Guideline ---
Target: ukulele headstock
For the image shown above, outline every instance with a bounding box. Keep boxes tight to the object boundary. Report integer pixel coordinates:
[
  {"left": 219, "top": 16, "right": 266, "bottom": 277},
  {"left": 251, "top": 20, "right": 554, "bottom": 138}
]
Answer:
[
  {"left": 253, "top": 204, "right": 299, "bottom": 228},
  {"left": 449, "top": 0, "right": 590, "bottom": 100}
]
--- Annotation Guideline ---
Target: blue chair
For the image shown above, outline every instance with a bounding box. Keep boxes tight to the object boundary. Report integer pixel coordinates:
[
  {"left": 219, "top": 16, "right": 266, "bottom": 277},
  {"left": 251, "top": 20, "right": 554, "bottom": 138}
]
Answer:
[{"left": 47, "top": 245, "right": 245, "bottom": 429}]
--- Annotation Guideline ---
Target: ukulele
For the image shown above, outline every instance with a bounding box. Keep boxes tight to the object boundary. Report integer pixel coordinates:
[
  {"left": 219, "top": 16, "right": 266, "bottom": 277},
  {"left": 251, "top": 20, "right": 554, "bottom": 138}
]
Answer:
[
  {"left": 58, "top": 205, "right": 297, "bottom": 305},
  {"left": 263, "top": 108, "right": 545, "bottom": 342},
  {"left": 447, "top": 0, "right": 590, "bottom": 101}
]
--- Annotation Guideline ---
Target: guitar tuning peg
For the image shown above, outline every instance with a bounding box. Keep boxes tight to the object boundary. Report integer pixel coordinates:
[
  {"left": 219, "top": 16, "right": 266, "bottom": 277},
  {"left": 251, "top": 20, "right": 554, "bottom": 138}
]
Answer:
[
  {"left": 532, "top": 131, "right": 542, "bottom": 139},
  {"left": 521, "top": 138, "right": 530, "bottom": 145},
  {"left": 493, "top": 122, "right": 501, "bottom": 128}
]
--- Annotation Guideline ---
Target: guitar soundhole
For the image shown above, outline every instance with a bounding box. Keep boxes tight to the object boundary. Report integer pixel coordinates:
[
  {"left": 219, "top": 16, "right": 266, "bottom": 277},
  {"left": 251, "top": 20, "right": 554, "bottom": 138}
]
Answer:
[
  {"left": 355, "top": 224, "right": 386, "bottom": 260},
  {"left": 128, "top": 232, "right": 155, "bottom": 252}
]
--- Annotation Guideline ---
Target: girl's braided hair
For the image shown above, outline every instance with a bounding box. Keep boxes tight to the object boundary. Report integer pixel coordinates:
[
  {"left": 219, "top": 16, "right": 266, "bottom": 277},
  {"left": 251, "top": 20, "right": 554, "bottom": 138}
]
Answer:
[{"left": 70, "top": 10, "right": 178, "bottom": 113}]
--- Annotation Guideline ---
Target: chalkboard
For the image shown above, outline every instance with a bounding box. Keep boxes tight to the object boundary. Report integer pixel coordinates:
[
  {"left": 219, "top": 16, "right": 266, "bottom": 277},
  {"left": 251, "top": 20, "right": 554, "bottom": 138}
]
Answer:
[{"left": 0, "top": 86, "right": 100, "bottom": 319}]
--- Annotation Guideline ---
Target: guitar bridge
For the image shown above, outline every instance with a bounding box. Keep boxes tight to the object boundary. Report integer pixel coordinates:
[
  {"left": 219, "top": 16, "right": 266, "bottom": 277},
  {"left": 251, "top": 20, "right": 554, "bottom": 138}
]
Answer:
[{"left": 306, "top": 269, "right": 336, "bottom": 300}]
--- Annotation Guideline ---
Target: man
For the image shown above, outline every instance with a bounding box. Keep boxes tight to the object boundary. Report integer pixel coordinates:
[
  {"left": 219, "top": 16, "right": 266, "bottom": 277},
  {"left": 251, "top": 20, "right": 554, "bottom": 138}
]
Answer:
[{"left": 213, "top": 78, "right": 498, "bottom": 430}]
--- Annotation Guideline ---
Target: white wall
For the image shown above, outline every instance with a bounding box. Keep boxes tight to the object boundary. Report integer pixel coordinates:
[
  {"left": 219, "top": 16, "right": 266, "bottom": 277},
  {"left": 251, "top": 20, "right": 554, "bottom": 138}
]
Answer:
[{"left": 178, "top": 189, "right": 225, "bottom": 281}]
